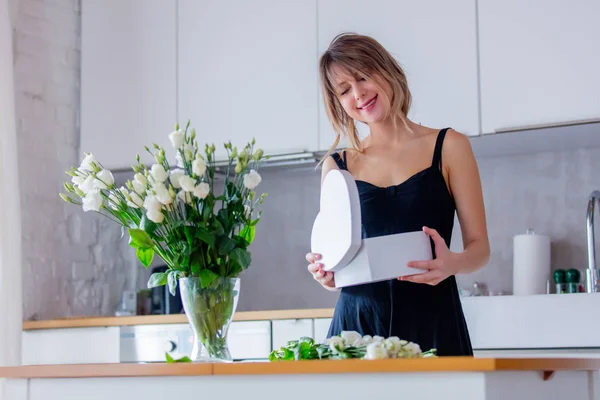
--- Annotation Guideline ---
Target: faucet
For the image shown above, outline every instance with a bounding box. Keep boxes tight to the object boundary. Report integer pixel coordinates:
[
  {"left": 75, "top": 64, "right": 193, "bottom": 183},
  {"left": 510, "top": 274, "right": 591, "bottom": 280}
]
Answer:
[{"left": 586, "top": 190, "right": 600, "bottom": 293}]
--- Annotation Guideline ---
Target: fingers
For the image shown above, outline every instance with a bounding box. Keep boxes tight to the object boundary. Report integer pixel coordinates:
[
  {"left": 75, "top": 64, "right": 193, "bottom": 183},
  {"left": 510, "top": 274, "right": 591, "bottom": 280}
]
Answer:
[
  {"left": 423, "top": 226, "right": 445, "bottom": 246},
  {"left": 407, "top": 260, "right": 432, "bottom": 270},
  {"left": 400, "top": 271, "right": 442, "bottom": 286},
  {"left": 306, "top": 252, "right": 322, "bottom": 263}
]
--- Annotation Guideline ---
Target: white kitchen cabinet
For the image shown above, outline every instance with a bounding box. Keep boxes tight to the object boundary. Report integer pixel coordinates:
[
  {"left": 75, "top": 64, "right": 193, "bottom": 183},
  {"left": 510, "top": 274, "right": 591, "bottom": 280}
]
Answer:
[
  {"left": 317, "top": 0, "right": 480, "bottom": 152},
  {"left": 227, "top": 321, "right": 272, "bottom": 360},
  {"left": 313, "top": 318, "right": 332, "bottom": 343},
  {"left": 271, "top": 319, "right": 314, "bottom": 350},
  {"left": 478, "top": 0, "right": 600, "bottom": 134},
  {"left": 22, "top": 328, "right": 120, "bottom": 365},
  {"left": 81, "top": 0, "right": 177, "bottom": 170},
  {"left": 178, "top": 0, "right": 319, "bottom": 161}
]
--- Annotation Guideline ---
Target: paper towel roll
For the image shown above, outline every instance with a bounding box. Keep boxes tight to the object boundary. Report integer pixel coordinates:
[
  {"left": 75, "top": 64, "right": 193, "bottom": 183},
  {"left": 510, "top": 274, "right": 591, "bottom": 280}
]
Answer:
[{"left": 513, "top": 229, "right": 551, "bottom": 295}]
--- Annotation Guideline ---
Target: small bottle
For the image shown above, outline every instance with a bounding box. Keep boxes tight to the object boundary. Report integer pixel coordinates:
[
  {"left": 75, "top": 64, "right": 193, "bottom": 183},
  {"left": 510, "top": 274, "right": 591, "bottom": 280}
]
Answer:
[
  {"left": 553, "top": 269, "right": 567, "bottom": 294},
  {"left": 565, "top": 269, "right": 581, "bottom": 294}
]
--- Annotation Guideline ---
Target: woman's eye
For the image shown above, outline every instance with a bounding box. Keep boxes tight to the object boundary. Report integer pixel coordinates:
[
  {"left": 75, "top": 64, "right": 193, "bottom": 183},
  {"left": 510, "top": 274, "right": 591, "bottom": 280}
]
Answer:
[{"left": 341, "top": 89, "right": 348, "bottom": 95}]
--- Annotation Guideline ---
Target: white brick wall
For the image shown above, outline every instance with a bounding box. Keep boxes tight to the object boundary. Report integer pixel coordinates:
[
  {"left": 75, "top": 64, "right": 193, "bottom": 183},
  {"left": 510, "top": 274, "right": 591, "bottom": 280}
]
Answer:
[{"left": 13, "top": 0, "right": 151, "bottom": 320}]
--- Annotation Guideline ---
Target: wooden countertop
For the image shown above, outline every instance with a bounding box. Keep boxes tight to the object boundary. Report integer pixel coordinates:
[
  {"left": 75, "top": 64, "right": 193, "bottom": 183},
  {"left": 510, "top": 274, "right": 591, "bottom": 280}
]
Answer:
[
  {"left": 22, "top": 308, "right": 336, "bottom": 330},
  {"left": 1, "top": 358, "right": 599, "bottom": 379}
]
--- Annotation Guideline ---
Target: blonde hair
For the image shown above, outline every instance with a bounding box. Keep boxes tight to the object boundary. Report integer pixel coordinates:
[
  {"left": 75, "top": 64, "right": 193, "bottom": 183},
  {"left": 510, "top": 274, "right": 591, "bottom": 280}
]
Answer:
[{"left": 318, "top": 33, "right": 412, "bottom": 165}]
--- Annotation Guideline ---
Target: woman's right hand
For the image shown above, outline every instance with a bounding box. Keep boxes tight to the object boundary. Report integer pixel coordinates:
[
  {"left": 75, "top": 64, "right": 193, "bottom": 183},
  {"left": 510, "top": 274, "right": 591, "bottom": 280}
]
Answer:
[{"left": 306, "top": 253, "right": 337, "bottom": 290}]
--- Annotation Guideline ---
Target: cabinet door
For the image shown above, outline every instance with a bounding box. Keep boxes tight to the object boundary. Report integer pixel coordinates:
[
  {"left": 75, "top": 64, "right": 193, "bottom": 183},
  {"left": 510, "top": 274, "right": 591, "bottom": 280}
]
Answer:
[
  {"left": 81, "top": 0, "right": 176, "bottom": 170},
  {"left": 227, "top": 321, "right": 272, "bottom": 360},
  {"left": 313, "top": 318, "right": 332, "bottom": 343},
  {"left": 478, "top": 0, "right": 600, "bottom": 133},
  {"left": 178, "top": 0, "right": 319, "bottom": 161},
  {"left": 22, "top": 328, "right": 120, "bottom": 365},
  {"left": 317, "top": 0, "right": 480, "bottom": 152},
  {"left": 271, "top": 319, "right": 314, "bottom": 350}
]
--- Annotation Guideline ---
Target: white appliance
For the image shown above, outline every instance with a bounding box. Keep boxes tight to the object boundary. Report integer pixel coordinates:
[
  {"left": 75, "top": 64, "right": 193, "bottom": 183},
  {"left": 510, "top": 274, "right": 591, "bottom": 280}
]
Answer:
[{"left": 119, "top": 321, "right": 272, "bottom": 363}]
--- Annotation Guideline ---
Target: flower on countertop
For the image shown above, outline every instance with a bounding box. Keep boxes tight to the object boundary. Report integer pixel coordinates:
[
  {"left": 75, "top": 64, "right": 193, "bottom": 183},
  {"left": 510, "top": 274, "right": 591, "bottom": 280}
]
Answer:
[
  {"left": 179, "top": 175, "right": 196, "bottom": 192},
  {"left": 79, "top": 153, "right": 98, "bottom": 172},
  {"left": 269, "top": 330, "right": 437, "bottom": 362},
  {"left": 193, "top": 182, "right": 210, "bottom": 199},
  {"left": 94, "top": 169, "right": 115, "bottom": 189}
]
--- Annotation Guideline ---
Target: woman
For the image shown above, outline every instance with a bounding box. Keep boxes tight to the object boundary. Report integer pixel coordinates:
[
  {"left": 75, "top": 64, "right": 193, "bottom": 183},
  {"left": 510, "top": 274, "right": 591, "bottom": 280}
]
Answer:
[{"left": 306, "top": 33, "right": 490, "bottom": 356}]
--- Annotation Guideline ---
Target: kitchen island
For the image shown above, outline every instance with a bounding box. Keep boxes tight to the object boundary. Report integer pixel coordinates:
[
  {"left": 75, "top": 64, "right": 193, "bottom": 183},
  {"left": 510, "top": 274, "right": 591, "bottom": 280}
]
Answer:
[{"left": 1, "top": 357, "right": 599, "bottom": 400}]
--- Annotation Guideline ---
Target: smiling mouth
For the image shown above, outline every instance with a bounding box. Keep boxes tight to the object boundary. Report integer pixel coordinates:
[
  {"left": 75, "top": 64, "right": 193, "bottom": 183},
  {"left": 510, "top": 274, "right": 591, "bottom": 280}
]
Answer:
[{"left": 357, "top": 95, "right": 377, "bottom": 110}]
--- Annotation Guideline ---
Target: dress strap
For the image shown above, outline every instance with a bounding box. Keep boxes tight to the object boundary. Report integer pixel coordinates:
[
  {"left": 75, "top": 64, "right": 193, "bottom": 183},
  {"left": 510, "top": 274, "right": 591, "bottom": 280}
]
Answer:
[
  {"left": 331, "top": 151, "right": 348, "bottom": 171},
  {"left": 432, "top": 128, "right": 451, "bottom": 171}
]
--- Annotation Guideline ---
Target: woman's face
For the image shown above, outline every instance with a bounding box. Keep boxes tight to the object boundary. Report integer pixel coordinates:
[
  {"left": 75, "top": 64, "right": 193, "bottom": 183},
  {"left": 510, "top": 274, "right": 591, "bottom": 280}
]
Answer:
[{"left": 330, "top": 65, "right": 393, "bottom": 125}]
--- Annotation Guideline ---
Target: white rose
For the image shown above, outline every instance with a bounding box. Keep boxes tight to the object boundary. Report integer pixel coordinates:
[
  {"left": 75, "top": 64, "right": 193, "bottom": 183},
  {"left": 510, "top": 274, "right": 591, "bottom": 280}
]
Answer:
[
  {"left": 82, "top": 189, "right": 102, "bottom": 212},
  {"left": 325, "top": 336, "right": 345, "bottom": 353},
  {"left": 134, "top": 173, "right": 147, "bottom": 186},
  {"left": 143, "top": 195, "right": 162, "bottom": 214},
  {"left": 383, "top": 337, "right": 402, "bottom": 355},
  {"left": 340, "top": 331, "right": 362, "bottom": 347},
  {"left": 79, "top": 175, "right": 96, "bottom": 194},
  {"left": 177, "top": 190, "right": 192, "bottom": 204},
  {"left": 243, "top": 169, "right": 262, "bottom": 190},
  {"left": 193, "top": 182, "right": 210, "bottom": 199},
  {"left": 175, "top": 144, "right": 194, "bottom": 168},
  {"left": 169, "top": 129, "right": 185, "bottom": 149},
  {"left": 149, "top": 164, "right": 168, "bottom": 183},
  {"left": 147, "top": 209, "right": 164, "bottom": 224},
  {"left": 127, "top": 192, "right": 143, "bottom": 208},
  {"left": 108, "top": 192, "right": 120, "bottom": 210},
  {"left": 372, "top": 335, "right": 384, "bottom": 344},
  {"left": 169, "top": 169, "right": 185, "bottom": 189},
  {"left": 179, "top": 175, "right": 196, "bottom": 192},
  {"left": 71, "top": 175, "right": 84, "bottom": 186},
  {"left": 94, "top": 169, "right": 114, "bottom": 189},
  {"left": 403, "top": 342, "right": 421, "bottom": 356},
  {"left": 132, "top": 179, "right": 146, "bottom": 195},
  {"left": 364, "top": 343, "right": 387, "bottom": 360},
  {"left": 153, "top": 184, "right": 173, "bottom": 206},
  {"left": 362, "top": 335, "right": 373, "bottom": 345},
  {"left": 79, "top": 153, "right": 97, "bottom": 172},
  {"left": 192, "top": 158, "right": 207, "bottom": 177}
]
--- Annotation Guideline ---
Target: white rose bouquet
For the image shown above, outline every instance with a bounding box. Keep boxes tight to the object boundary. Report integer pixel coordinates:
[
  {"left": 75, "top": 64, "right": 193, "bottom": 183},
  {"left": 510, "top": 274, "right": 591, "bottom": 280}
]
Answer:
[
  {"left": 268, "top": 331, "right": 437, "bottom": 361},
  {"left": 60, "top": 121, "right": 268, "bottom": 295}
]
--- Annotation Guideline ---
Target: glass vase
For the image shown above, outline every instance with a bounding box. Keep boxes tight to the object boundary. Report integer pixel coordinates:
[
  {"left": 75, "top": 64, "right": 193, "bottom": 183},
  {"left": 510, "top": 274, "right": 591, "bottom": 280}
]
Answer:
[{"left": 179, "top": 277, "right": 240, "bottom": 362}]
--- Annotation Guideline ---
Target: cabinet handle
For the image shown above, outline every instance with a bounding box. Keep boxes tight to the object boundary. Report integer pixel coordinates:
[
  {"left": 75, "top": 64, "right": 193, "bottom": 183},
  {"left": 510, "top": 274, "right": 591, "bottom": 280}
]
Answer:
[{"left": 495, "top": 118, "right": 600, "bottom": 134}]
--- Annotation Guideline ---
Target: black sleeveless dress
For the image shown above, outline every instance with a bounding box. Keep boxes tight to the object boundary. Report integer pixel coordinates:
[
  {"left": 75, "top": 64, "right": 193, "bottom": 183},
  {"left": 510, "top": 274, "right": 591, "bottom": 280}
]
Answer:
[{"left": 327, "top": 128, "right": 473, "bottom": 356}]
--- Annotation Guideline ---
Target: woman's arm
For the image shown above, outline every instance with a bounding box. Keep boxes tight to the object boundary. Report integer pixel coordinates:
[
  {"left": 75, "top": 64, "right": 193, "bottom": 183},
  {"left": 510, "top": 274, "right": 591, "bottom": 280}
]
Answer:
[
  {"left": 402, "top": 130, "right": 490, "bottom": 285},
  {"left": 444, "top": 130, "right": 490, "bottom": 274}
]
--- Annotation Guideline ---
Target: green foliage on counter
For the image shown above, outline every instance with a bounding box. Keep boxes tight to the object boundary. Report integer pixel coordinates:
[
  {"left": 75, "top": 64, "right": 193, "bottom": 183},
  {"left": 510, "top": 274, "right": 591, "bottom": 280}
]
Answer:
[
  {"left": 165, "top": 353, "right": 192, "bottom": 363},
  {"left": 269, "top": 332, "right": 437, "bottom": 361}
]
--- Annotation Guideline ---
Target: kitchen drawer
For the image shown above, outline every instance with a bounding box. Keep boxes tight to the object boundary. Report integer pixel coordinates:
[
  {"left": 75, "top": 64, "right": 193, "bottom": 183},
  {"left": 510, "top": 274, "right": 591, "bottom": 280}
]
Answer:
[
  {"left": 228, "top": 321, "right": 272, "bottom": 360},
  {"left": 313, "top": 318, "right": 332, "bottom": 343},
  {"left": 271, "top": 319, "right": 314, "bottom": 350}
]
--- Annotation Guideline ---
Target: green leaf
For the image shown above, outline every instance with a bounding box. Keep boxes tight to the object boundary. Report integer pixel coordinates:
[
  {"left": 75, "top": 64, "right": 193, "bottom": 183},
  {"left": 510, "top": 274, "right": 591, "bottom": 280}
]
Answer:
[
  {"left": 199, "top": 269, "right": 220, "bottom": 288},
  {"left": 184, "top": 226, "right": 195, "bottom": 247},
  {"left": 217, "top": 208, "right": 230, "bottom": 232},
  {"left": 140, "top": 215, "right": 158, "bottom": 235},
  {"left": 218, "top": 236, "right": 236, "bottom": 256},
  {"left": 147, "top": 272, "right": 168, "bottom": 288},
  {"left": 212, "top": 218, "right": 225, "bottom": 236},
  {"left": 165, "top": 353, "right": 191, "bottom": 363},
  {"left": 196, "top": 226, "right": 215, "bottom": 247},
  {"left": 168, "top": 270, "right": 179, "bottom": 296},
  {"left": 230, "top": 248, "right": 251, "bottom": 271},
  {"left": 239, "top": 225, "right": 255, "bottom": 245},
  {"left": 190, "top": 251, "right": 203, "bottom": 276},
  {"left": 136, "top": 247, "right": 154, "bottom": 268},
  {"left": 128, "top": 228, "right": 154, "bottom": 249}
]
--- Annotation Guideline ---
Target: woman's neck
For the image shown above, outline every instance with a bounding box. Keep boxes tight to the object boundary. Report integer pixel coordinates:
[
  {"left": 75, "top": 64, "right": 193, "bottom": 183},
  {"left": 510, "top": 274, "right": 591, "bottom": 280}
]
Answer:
[{"left": 365, "top": 117, "right": 421, "bottom": 147}]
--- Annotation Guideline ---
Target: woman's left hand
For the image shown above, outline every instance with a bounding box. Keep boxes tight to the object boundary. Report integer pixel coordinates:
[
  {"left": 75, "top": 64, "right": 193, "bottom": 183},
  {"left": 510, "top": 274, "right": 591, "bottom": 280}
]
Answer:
[{"left": 399, "top": 226, "right": 459, "bottom": 286}]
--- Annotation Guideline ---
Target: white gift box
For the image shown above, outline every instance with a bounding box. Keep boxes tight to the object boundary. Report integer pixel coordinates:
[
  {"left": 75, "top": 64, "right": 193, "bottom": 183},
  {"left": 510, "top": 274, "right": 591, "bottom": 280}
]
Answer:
[{"left": 310, "top": 169, "right": 432, "bottom": 288}]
